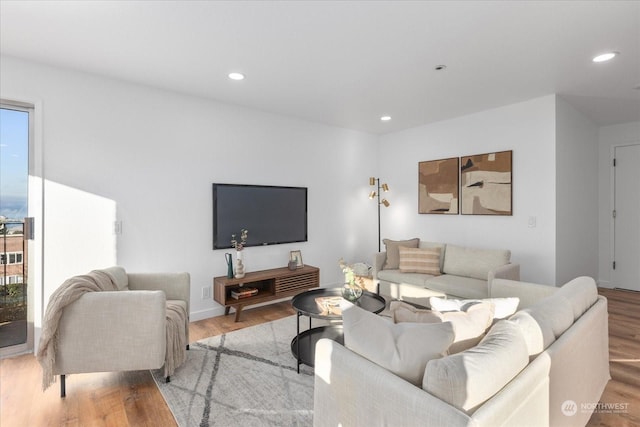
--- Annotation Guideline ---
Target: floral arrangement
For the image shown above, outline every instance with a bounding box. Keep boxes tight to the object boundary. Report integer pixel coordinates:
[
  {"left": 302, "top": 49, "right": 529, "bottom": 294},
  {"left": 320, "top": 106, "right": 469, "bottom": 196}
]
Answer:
[{"left": 231, "top": 229, "right": 248, "bottom": 251}]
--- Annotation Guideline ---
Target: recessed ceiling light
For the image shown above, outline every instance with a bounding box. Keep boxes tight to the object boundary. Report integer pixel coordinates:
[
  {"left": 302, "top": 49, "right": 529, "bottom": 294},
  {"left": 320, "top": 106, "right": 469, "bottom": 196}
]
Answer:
[
  {"left": 380, "top": 116, "right": 392, "bottom": 122},
  {"left": 228, "top": 72, "right": 245, "bottom": 80},
  {"left": 592, "top": 52, "right": 618, "bottom": 63}
]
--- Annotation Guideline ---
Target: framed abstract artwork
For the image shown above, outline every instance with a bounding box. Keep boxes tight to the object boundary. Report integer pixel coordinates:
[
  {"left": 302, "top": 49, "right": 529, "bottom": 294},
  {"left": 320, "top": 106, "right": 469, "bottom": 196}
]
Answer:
[
  {"left": 460, "top": 150, "right": 512, "bottom": 215},
  {"left": 418, "top": 157, "right": 459, "bottom": 214}
]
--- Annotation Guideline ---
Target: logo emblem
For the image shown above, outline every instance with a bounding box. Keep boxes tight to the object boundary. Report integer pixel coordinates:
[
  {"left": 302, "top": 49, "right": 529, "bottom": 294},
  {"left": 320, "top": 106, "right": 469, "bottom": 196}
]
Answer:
[{"left": 562, "top": 400, "right": 578, "bottom": 416}]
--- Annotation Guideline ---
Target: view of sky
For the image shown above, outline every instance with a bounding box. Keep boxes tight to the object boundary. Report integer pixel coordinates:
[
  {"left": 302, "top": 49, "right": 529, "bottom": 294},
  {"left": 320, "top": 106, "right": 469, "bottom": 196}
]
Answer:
[{"left": 0, "top": 108, "right": 29, "bottom": 220}]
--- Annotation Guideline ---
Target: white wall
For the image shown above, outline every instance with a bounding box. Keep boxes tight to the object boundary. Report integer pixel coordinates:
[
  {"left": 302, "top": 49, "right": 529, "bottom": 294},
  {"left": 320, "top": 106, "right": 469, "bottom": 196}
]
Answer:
[
  {"left": 555, "top": 96, "right": 599, "bottom": 284},
  {"left": 1, "top": 56, "right": 379, "bottom": 323},
  {"left": 2, "top": 53, "right": 622, "bottom": 335},
  {"left": 597, "top": 121, "right": 640, "bottom": 287},
  {"left": 378, "top": 96, "right": 558, "bottom": 284}
]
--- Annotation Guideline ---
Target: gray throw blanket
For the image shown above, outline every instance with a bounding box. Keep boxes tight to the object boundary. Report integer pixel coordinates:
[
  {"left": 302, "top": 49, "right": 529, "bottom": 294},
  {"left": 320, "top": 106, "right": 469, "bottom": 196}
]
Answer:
[{"left": 37, "top": 270, "right": 118, "bottom": 391}]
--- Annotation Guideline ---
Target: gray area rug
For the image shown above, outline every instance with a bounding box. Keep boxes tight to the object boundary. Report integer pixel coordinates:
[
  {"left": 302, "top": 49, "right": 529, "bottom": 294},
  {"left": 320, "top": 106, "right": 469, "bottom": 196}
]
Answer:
[{"left": 152, "top": 315, "right": 318, "bottom": 427}]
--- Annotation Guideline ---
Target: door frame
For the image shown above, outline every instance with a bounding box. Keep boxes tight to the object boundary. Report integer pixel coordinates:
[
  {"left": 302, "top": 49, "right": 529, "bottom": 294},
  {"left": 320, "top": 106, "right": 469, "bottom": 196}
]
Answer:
[{"left": 0, "top": 98, "right": 44, "bottom": 358}]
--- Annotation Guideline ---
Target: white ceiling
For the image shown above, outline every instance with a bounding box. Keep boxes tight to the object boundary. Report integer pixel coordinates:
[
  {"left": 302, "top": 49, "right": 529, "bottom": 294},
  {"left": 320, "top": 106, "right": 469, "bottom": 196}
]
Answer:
[{"left": 1, "top": 1, "right": 639, "bottom": 134}]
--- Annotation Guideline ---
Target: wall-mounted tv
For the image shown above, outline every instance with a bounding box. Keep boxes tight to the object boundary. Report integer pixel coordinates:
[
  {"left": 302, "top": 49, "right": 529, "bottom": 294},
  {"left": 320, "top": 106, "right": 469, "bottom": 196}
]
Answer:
[{"left": 212, "top": 183, "right": 308, "bottom": 249}]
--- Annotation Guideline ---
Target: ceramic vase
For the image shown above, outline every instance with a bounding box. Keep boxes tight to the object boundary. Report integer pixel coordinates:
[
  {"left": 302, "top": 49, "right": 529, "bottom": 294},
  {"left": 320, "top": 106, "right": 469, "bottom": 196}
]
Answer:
[{"left": 235, "top": 259, "right": 245, "bottom": 278}]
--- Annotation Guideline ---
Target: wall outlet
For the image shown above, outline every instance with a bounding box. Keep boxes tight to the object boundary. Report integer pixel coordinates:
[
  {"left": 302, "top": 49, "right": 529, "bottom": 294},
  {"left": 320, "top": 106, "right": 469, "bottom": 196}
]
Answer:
[{"left": 201, "top": 286, "right": 211, "bottom": 299}]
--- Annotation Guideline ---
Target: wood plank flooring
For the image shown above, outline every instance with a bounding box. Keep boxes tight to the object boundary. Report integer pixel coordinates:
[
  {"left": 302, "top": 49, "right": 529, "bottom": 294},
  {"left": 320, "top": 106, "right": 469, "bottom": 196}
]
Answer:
[
  {"left": 588, "top": 288, "right": 640, "bottom": 427},
  {"left": 1, "top": 289, "right": 638, "bottom": 427}
]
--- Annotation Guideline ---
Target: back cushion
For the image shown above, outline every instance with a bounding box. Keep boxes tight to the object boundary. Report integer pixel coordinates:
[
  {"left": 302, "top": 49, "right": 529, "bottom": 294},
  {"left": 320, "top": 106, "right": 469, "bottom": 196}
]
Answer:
[
  {"left": 343, "top": 302, "right": 454, "bottom": 386},
  {"left": 423, "top": 320, "right": 529, "bottom": 413},
  {"left": 554, "top": 276, "right": 598, "bottom": 320},
  {"left": 382, "top": 238, "right": 420, "bottom": 270},
  {"left": 98, "top": 266, "right": 128, "bottom": 290},
  {"left": 509, "top": 292, "right": 574, "bottom": 357},
  {"left": 443, "top": 245, "right": 511, "bottom": 280}
]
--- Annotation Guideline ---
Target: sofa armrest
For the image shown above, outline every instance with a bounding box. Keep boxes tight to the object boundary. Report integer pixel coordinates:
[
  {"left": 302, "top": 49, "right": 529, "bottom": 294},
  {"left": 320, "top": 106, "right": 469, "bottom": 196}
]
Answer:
[
  {"left": 55, "top": 290, "right": 166, "bottom": 374},
  {"left": 314, "top": 339, "right": 473, "bottom": 427},
  {"left": 372, "top": 252, "right": 386, "bottom": 280},
  {"left": 489, "top": 263, "right": 520, "bottom": 282},
  {"left": 128, "top": 272, "right": 190, "bottom": 315},
  {"left": 490, "top": 278, "right": 557, "bottom": 309}
]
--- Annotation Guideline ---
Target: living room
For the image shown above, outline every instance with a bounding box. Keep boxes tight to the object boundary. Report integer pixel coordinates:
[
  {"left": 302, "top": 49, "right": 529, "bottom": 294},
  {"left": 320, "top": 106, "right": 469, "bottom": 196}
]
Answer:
[{"left": 1, "top": 1, "right": 638, "bottom": 426}]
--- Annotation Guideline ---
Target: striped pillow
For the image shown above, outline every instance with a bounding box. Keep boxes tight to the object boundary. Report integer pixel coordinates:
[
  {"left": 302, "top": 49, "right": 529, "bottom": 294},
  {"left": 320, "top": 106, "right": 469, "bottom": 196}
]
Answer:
[{"left": 399, "top": 246, "right": 441, "bottom": 275}]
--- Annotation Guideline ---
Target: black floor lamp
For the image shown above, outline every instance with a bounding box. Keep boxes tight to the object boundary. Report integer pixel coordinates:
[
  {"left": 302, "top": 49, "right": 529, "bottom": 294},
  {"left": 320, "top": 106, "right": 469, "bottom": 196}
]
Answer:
[{"left": 369, "top": 177, "right": 390, "bottom": 252}]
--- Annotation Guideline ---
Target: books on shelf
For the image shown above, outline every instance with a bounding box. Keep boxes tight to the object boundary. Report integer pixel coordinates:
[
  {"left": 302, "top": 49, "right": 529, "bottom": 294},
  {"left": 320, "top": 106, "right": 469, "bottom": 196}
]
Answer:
[{"left": 231, "top": 287, "right": 259, "bottom": 299}]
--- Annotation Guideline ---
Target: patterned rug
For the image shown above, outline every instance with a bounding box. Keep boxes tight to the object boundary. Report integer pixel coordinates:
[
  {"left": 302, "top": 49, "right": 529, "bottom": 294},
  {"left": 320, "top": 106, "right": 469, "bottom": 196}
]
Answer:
[{"left": 151, "top": 315, "right": 320, "bottom": 427}]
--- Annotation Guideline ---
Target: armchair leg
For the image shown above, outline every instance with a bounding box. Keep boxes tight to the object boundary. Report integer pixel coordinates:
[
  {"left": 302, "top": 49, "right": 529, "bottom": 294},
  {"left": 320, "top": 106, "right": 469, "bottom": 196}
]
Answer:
[
  {"left": 166, "top": 376, "right": 170, "bottom": 383},
  {"left": 60, "top": 375, "right": 66, "bottom": 398},
  {"left": 186, "top": 344, "right": 189, "bottom": 350}
]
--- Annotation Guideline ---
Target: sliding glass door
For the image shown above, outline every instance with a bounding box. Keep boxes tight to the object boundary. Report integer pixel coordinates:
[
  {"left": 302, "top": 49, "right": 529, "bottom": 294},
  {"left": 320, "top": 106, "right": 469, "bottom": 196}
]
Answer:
[{"left": 0, "top": 104, "right": 31, "bottom": 351}]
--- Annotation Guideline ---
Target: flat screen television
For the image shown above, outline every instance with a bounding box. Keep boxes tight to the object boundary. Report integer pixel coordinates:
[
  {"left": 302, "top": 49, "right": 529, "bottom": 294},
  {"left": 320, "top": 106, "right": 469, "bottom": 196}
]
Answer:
[{"left": 212, "top": 183, "right": 308, "bottom": 249}]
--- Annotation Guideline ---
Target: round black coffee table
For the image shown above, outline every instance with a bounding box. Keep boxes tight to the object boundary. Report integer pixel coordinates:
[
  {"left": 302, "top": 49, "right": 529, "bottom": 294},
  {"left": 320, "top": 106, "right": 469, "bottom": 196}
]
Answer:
[{"left": 290, "top": 287, "right": 386, "bottom": 372}]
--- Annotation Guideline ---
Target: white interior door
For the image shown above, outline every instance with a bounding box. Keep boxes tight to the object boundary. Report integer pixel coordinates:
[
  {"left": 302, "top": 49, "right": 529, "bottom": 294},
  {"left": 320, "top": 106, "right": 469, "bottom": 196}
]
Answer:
[{"left": 613, "top": 144, "right": 640, "bottom": 291}]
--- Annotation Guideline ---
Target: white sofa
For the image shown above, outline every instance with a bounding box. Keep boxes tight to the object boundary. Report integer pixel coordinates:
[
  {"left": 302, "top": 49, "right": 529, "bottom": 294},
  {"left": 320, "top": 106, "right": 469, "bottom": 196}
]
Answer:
[
  {"left": 314, "top": 276, "right": 610, "bottom": 427},
  {"left": 373, "top": 239, "right": 520, "bottom": 306}
]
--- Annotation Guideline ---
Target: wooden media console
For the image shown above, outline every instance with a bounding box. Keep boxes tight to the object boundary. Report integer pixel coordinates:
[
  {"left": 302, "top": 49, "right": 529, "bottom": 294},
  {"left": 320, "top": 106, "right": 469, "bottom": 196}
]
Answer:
[{"left": 213, "top": 265, "right": 320, "bottom": 321}]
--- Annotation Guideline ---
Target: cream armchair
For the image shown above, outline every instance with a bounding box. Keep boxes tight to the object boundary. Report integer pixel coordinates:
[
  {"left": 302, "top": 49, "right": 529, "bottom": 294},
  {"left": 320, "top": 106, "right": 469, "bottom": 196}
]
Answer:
[{"left": 51, "top": 267, "right": 190, "bottom": 397}]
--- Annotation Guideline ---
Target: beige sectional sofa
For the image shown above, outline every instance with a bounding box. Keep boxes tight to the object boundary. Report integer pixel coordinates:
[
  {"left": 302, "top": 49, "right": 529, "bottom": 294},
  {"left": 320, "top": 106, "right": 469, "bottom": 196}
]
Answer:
[
  {"left": 314, "top": 276, "right": 610, "bottom": 427},
  {"left": 373, "top": 238, "right": 520, "bottom": 306}
]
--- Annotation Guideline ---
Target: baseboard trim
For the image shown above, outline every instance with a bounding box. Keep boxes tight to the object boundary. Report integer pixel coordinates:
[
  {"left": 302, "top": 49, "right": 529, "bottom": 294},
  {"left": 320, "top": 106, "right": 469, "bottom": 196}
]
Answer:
[
  {"left": 190, "top": 306, "right": 226, "bottom": 322},
  {"left": 613, "top": 287, "right": 640, "bottom": 293},
  {"left": 597, "top": 280, "right": 612, "bottom": 289}
]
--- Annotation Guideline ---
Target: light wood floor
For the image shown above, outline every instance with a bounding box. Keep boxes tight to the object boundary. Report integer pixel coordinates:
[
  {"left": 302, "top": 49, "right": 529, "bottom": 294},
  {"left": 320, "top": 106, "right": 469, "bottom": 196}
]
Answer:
[{"left": 1, "top": 289, "right": 638, "bottom": 426}]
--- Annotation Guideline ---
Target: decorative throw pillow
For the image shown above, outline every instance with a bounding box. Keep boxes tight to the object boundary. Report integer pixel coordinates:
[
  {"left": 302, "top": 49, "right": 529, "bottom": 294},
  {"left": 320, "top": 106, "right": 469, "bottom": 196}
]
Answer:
[
  {"left": 398, "top": 246, "right": 441, "bottom": 275},
  {"left": 390, "top": 301, "right": 495, "bottom": 354},
  {"left": 382, "top": 238, "right": 419, "bottom": 270},
  {"left": 429, "top": 296, "right": 519, "bottom": 319},
  {"left": 342, "top": 302, "right": 454, "bottom": 386}
]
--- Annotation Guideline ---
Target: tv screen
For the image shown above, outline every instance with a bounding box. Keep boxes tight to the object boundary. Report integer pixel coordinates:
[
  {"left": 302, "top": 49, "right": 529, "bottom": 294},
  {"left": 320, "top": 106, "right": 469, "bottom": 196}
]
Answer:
[{"left": 212, "top": 183, "right": 308, "bottom": 249}]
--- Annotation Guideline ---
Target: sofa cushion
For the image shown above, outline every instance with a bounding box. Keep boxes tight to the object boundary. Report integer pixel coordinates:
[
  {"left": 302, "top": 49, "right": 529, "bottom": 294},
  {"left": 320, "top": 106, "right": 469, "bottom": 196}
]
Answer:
[
  {"left": 342, "top": 302, "right": 454, "bottom": 386},
  {"left": 382, "top": 238, "right": 419, "bottom": 270},
  {"left": 418, "top": 241, "right": 446, "bottom": 272},
  {"left": 423, "top": 320, "right": 529, "bottom": 413},
  {"left": 99, "top": 266, "right": 129, "bottom": 290},
  {"left": 554, "top": 276, "right": 598, "bottom": 320},
  {"left": 398, "top": 246, "right": 441, "bottom": 275},
  {"left": 429, "top": 296, "right": 519, "bottom": 319},
  {"left": 390, "top": 300, "right": 494, "bottom": 354},
  {"left": 442, "top": 245, "right": 511, "bottom": 280},
  {"left": 425, "top": 274, "right": 489, "bottom": 299},
  {"left": 508, "top": 310, "right": 547, "bottom": 357},
  {"left": 377, "top": 269, "right": 433, "bottom": 286},
  {"left": 509, "top": 292, "right": 574, "bottom": 357}
]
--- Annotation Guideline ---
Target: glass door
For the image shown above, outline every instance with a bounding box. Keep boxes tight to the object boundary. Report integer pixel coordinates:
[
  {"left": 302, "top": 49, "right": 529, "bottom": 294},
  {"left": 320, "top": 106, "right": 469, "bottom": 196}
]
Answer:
[{"left": 0, "top": 105, "right": 31, "bottom": 351}]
